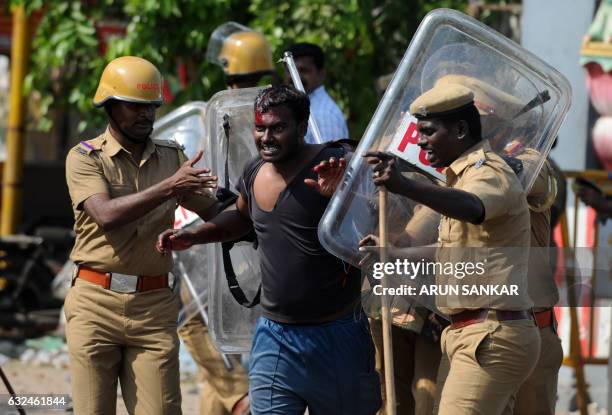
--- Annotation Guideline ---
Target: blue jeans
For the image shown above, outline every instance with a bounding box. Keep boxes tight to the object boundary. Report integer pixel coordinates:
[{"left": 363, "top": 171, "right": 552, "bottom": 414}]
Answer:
[{"left": 249, "top": 309, "right": 382, "bottom": 415}]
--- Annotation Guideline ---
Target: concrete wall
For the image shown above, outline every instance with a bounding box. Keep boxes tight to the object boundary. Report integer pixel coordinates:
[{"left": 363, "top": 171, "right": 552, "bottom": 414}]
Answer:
[{"left": 522, "top": 0, "right": 596, "bottom": 170}]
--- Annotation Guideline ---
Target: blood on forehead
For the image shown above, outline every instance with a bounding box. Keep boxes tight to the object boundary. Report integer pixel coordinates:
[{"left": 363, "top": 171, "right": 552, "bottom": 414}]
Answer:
[
  {"left": 255, "top": 109, "right": 265, "bottom": 124},
  {"left": 255, "top": 106, "right": 288, "bottom": 125}
]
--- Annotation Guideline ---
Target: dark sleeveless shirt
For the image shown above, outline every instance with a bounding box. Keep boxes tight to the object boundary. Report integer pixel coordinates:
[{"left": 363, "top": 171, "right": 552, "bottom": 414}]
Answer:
[{"left": 237, "top": 144, "right": 361, "bottom": 324}]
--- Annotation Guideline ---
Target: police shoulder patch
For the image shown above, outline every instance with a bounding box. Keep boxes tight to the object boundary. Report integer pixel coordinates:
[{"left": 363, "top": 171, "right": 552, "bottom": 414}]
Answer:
[{"left": 75, "top": 138, "right": 101, "bottom": 155}]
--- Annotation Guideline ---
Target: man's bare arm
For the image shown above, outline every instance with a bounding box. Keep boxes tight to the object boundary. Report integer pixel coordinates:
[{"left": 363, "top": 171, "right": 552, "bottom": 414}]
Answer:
[
  {"left": 157, "top": 194, "right": 253, "bottom": 254},
  {"left": 192, "top": 195, "right": 253, "bottom": 244}
]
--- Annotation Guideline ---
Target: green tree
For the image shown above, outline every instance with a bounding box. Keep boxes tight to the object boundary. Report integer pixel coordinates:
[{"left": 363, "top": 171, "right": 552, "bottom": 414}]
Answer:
[
  {"left": 251, "top": 0, "right": 467, "bottom": 136},
  {"left": 23, "top": 0, "right": 523, "bottom": 141},
  {"left": 23, "top": 0, "right": 245, "bottom": 132}
]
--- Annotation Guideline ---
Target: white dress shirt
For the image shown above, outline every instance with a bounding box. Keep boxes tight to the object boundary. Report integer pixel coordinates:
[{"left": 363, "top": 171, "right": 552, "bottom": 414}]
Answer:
[{"left": 305, "top": 85, "right": 349, "bottom": 144}]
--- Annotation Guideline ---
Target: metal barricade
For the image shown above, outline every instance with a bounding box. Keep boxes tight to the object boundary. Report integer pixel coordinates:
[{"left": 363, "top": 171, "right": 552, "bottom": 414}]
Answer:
[{"left": 559, "top": 170, "right": 611, "bottom": 415}]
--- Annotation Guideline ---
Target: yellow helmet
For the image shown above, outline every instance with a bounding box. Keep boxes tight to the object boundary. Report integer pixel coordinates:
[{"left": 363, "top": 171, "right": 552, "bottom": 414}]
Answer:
[
  {"left": 207, "top": 22, "right": 274, "bottom": 76},
  {"left": 93, "top": 56, "right": 163, "bottom": 107}
]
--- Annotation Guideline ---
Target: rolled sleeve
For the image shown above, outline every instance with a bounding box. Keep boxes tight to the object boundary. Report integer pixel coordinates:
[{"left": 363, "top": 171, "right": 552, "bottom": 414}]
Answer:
[
  {"left": 65, "top": 149, "right": 108, "bottom": 210},
  {"left": 460, "top": 165, "right": 511, "bottom": 221}
]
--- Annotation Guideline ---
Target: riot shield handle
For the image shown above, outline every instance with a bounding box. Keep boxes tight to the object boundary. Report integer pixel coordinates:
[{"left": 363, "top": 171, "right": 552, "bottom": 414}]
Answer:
[
  {"left": 514, "top": 90, "right": 550, "bottom": 119},
  {"left": 221, "top": 241, "right": 261, "bottom": 308}
]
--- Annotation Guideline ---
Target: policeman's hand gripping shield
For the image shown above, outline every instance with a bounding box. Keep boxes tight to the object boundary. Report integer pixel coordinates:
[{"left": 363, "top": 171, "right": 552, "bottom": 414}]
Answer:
[{"left": 318, "top": 9, "right": 571, "bottom": 317}]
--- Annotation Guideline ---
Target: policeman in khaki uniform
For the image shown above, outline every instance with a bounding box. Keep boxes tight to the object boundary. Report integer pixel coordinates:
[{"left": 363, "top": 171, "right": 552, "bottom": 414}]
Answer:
[
  {"left": 175, "top": 23, "right": 278, "bottom": 415},
  {"left": 65, "top": 56, "right": 220, "bottom": 415},
  {"left": 365, "top": 84, "right": 541, "bottom": 415},
  {"left": 514, "top": 154, "right": 562, "bottom": 415},
  {"left": 437, "top": 75, "right": 563, "bottom": 415}
]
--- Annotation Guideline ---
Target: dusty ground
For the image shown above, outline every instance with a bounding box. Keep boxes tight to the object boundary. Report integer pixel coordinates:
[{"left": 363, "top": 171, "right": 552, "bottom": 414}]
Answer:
[
  {"left": 0, "top": 359, "right": 201, "bottom": 414},
  {"left": 0, "top": 357, "right": 608, "bottom": 414}
]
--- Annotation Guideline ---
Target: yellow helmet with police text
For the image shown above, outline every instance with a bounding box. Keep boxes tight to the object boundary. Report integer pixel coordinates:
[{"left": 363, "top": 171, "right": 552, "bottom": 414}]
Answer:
[
  {"left": 206, "top": 22, "right": 274, "bottom": 77},
  {"left": 93, "top": 56, "right": 164, "bottom": 107}
]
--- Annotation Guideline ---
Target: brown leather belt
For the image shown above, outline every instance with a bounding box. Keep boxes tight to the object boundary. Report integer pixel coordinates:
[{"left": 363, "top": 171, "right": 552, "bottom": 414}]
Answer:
[
  {"left": 450, "top": 309, "right": 533, "bottom": 330},
  {"left": 77, "top": 267, "right": 169, "bottom": 293},
  {"left": 534, "top": 309, "right": 554, "bottom": 329}
]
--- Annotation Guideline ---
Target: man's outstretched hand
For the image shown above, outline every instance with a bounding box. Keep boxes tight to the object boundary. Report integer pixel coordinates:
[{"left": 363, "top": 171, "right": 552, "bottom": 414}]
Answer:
[
  {"left": 157, "top": 228, "right": 196, "bottom": 255},
  {"left": 304, "top": 157, "right": 346, "bottom": 198}
]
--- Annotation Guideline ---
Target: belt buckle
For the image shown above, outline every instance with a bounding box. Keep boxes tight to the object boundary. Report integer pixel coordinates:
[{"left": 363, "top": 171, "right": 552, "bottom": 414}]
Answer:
[{"left": 109, "top": 273, "right": 139, "bottom": 293}]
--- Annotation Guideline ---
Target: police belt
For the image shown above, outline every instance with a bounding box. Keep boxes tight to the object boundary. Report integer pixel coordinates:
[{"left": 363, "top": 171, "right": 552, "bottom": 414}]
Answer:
[
  {"left": 534, "top": 308, "right": 556, "bottom": 330},
  {"left": 449, "top": 309, "right": 534, "bottom": 330},
  {"left": 75, "top": 266, "right": 169, "bottom": 293}
]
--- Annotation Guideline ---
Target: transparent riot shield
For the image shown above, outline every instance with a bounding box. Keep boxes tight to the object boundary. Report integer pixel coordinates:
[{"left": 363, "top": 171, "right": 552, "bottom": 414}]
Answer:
[
  {"left": 318, "top": 8, "right": 571, "bottom": 315},
  {"left": 154, "top": 102, "right": 208, "bottom": 160},
  {"left": 152, "top": 102, "right": 212, "bottom": 328},
  {"left": 205, "top": 87, "right": 263, "bottom": 353}
]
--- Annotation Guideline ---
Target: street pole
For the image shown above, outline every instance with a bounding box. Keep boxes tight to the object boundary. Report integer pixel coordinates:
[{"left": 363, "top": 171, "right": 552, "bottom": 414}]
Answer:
[{"left": 1, "top": 4, "right": 31, "bottom": 235}]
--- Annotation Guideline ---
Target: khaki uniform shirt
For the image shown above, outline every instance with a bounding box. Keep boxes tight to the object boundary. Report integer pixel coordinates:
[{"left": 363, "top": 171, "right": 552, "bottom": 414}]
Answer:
[
  {"left": 518, "top": 151, "right": 559, "bottom": 310},
  {"left": 436, "top": 140, "right": 532, "bottom": 315},
  {"left": 66, "top": 128, "right": 216, "bottom": 276}
]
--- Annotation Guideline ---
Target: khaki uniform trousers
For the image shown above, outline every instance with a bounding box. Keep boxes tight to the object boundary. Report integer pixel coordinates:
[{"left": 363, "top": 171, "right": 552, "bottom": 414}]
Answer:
[
  {"left": 179, "top": 315, "right": 249, "bottom": 415},
  {"left": 64, "top": 278, "right": 181, "bottom": 415},
  {"left": 433, "top": 316, "right": 541, "bottom": 415},
  {"left": 514, "top": 326, "right": 563, "bottom": 415},
  {"left": 371, "top": 320, "right": 442, "bottom": 415}
]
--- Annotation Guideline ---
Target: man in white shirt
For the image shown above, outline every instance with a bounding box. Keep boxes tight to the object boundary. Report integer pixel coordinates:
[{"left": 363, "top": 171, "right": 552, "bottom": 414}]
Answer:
[{"left": 286, "top": 42, "right": 349, "bottom": 143}]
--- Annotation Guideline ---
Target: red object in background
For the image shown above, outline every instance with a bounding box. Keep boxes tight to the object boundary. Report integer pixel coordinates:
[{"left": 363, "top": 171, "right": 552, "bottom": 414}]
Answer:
[
  {"left": 1, "top": 9, "right": 185, "bottom": 104},
  {"left": 95, "top": 21, "right": 126, "bottom": 55},
  {"left": 584, "top": 62, "right": 612, "bottom": 169},
  {"left": 0, "top": 10, "right": 43, "bottom": 55},
  {"left": 163, "top": 80, "right": 173, "bottom": 103},
  {"left": 585, "top": 62, "right": 612, "bottom": 116},
  {"left": 178, "top": 62, "right": 188, "bottom": 88}
]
